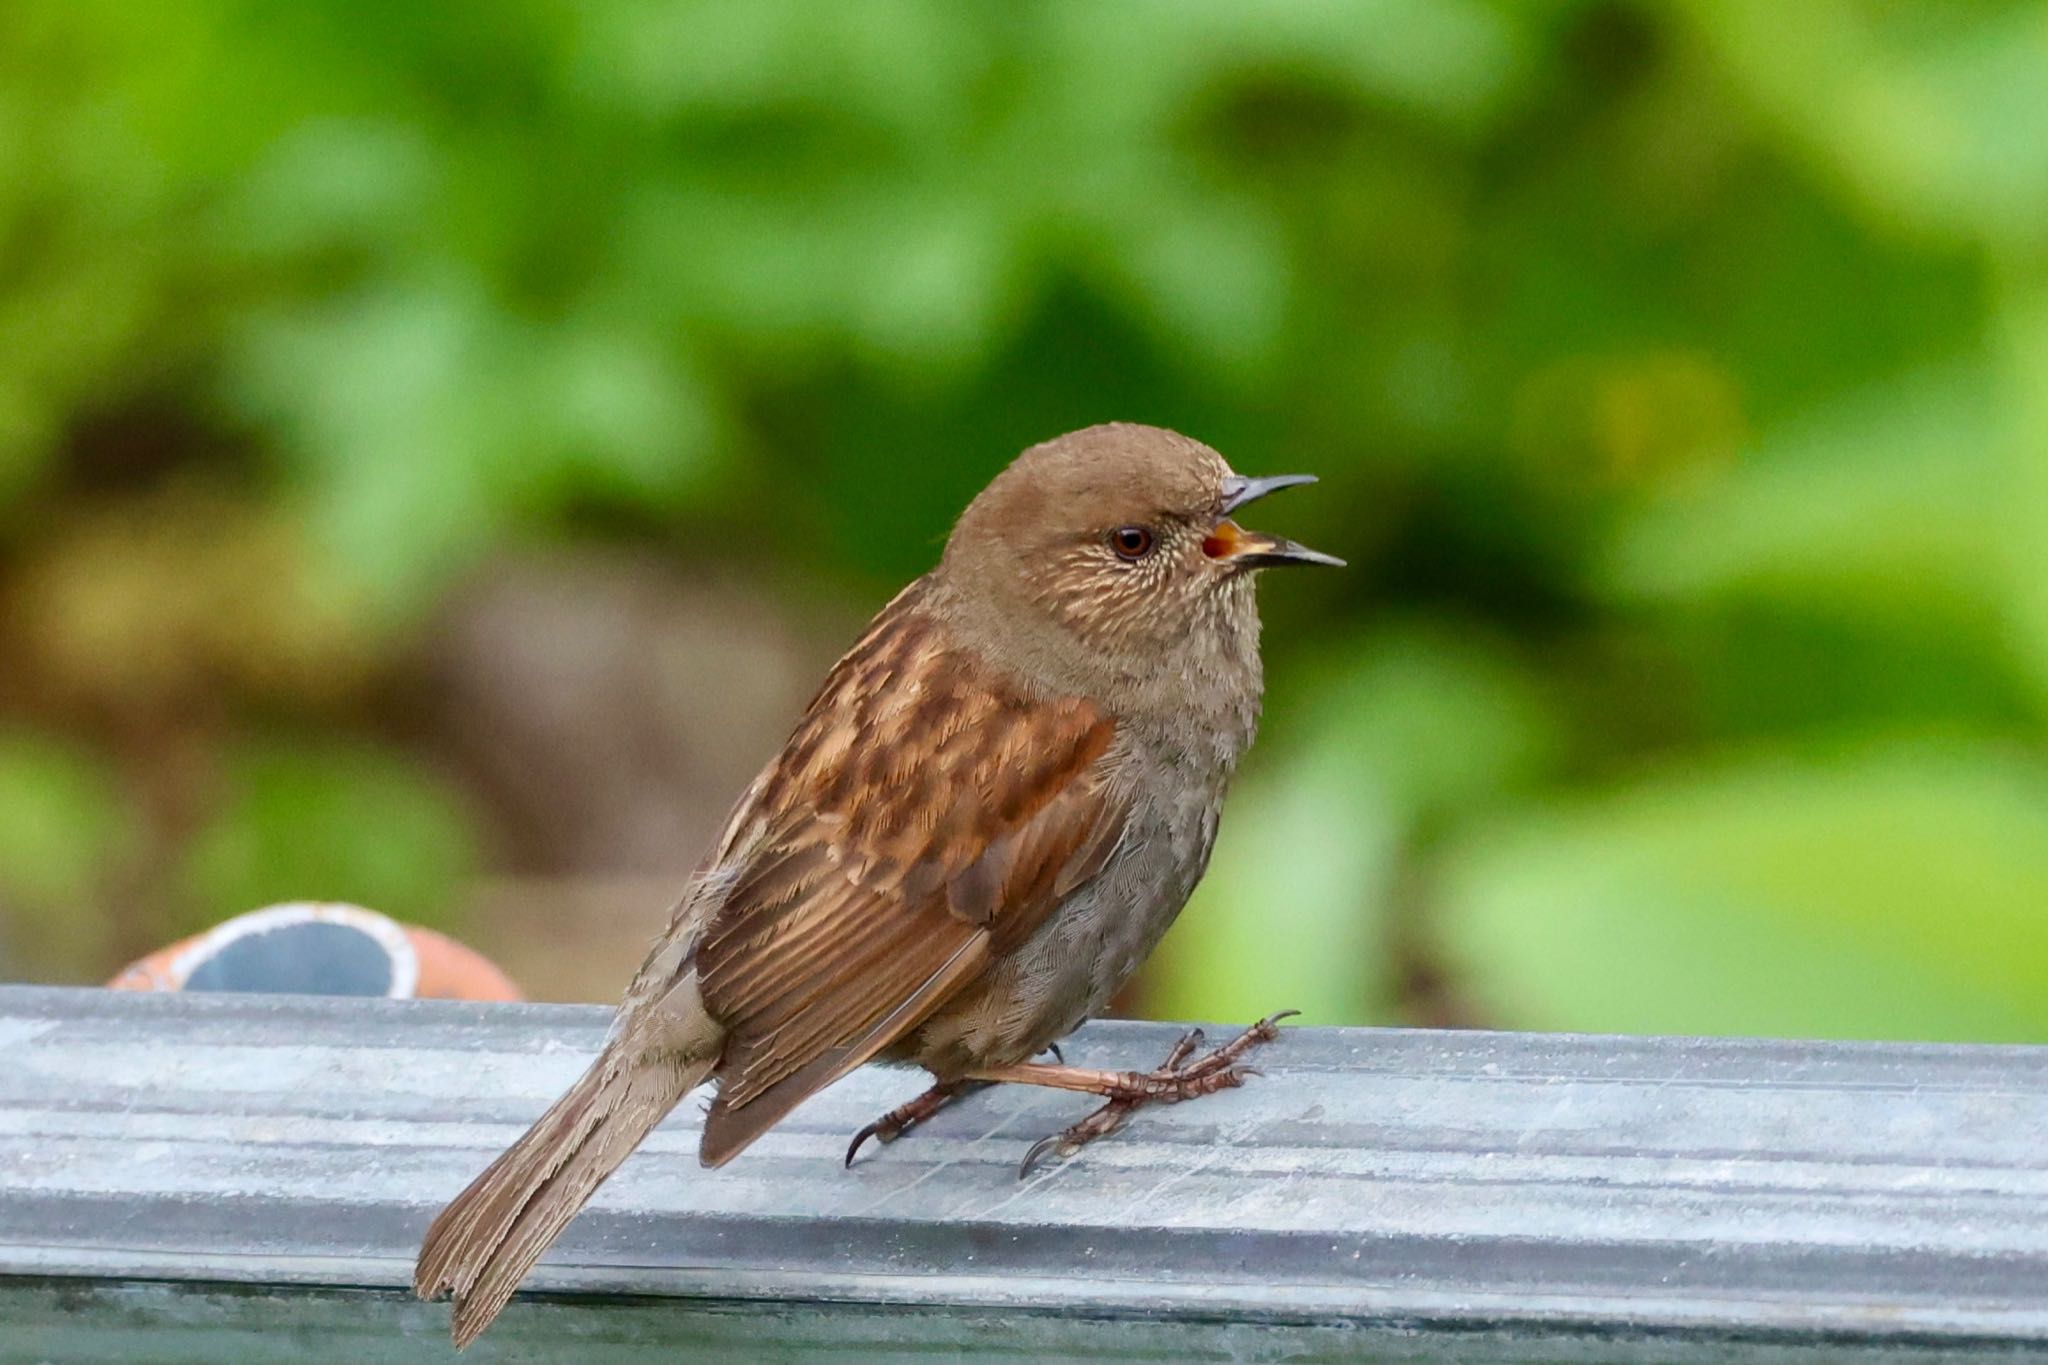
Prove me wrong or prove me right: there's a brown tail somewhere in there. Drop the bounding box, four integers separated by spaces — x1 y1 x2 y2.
414 1045 716 1348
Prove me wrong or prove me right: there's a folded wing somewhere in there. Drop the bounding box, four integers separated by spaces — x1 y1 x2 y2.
691 584 1128 1165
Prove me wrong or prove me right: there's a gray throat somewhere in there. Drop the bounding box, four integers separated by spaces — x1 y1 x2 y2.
931 570 1266 771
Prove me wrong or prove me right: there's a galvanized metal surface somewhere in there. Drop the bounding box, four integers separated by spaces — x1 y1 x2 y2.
3 985 2047 1363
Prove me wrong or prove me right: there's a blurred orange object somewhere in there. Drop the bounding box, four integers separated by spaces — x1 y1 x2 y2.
107 902 522 1001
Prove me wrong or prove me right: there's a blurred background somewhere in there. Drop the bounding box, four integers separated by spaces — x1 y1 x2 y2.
4 1 2048 1040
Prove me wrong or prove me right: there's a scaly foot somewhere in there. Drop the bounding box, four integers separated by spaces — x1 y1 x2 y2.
845 1080 989 1167
843 1041 1063 1168
1015 1010 1297 1177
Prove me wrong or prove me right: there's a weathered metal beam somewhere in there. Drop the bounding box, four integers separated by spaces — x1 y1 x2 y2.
4 984 2048 1363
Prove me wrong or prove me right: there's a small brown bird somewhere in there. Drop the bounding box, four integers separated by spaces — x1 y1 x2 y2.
414 422 1340 1346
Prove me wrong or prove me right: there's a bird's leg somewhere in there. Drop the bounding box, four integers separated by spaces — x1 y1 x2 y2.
968 1011 1298 1177
843 1040 1062 1168
844 1079 988 1167
842 1043 1058 1167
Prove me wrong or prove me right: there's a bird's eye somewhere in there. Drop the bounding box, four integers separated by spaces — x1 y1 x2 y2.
1109 525 1156 561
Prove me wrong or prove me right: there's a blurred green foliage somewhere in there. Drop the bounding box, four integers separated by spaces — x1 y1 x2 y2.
175 741 478 941
3 1 2048 1040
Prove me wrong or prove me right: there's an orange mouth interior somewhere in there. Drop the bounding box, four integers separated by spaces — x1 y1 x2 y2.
1202 520 1244 560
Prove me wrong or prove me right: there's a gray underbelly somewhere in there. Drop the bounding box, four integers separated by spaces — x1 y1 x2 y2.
906 792 1222 1077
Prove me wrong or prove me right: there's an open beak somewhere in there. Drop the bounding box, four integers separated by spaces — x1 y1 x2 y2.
1207 473 1345 569
1220 473 1318 513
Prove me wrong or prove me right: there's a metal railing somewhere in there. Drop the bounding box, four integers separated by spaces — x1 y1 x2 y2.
5 984 2047 1363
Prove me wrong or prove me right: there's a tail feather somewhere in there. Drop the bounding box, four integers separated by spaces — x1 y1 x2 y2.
415 1048 714 1349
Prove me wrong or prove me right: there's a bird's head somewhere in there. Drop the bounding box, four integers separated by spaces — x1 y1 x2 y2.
940 423 1340 680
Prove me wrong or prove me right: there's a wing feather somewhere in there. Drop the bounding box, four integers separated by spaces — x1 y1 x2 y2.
688 580 1126 1164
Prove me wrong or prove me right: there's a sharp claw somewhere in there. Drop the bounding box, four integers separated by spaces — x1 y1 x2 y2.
1045 1043 1064 1064
845 1123 885 1168
1018 1133 1063 1179
1265 1009 1301 1028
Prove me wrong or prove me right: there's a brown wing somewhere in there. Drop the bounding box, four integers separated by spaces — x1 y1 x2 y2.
691 581 1128 1165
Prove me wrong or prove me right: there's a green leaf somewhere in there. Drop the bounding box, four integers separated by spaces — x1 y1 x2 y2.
1604 362 2002 616
0 729 134 979
232 279 720 619
1105 201 1291 375
1440 746 2048 1042
176 739 480 937
1684 0 2048 245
